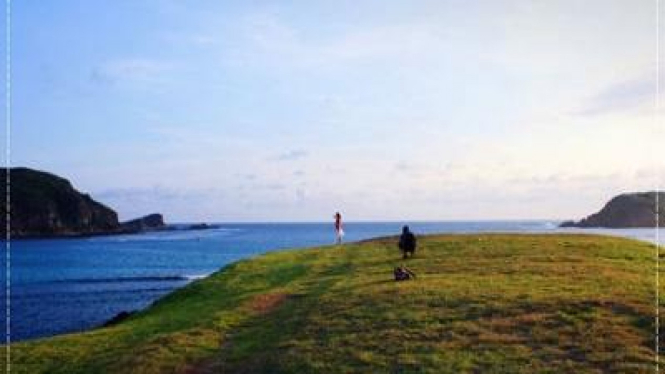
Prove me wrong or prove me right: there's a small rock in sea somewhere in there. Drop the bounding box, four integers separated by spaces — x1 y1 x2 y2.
559 220 576 228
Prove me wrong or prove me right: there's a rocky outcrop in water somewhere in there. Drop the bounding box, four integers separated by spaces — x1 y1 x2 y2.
184 223 220 230
560 192 665 228
121 213 166 232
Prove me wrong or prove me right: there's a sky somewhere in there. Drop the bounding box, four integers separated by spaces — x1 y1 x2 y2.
4 0 664 222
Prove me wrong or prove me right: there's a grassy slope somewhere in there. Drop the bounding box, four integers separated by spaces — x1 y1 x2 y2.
3 234 662 373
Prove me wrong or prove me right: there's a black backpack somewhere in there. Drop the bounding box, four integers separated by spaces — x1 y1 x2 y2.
394 266 416 281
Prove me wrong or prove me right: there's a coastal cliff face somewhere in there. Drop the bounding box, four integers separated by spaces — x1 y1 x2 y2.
1 167 179 238
1 168 120 237
561 192 665 228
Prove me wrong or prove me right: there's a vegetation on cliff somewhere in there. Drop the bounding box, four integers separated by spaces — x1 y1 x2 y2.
0 168 119 237
0 168 166 238
561 192 664 228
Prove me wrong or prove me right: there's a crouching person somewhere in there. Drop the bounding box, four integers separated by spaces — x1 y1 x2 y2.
398 225 417 259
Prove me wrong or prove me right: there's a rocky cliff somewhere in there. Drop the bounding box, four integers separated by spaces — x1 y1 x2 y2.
1 168 120 237
1 168 168 238
560 192 665 228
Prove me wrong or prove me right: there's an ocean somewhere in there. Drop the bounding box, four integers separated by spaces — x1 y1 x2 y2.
1 221 662 342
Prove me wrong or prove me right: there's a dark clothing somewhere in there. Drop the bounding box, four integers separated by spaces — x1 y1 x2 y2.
394 266 416 281
399 230 417 258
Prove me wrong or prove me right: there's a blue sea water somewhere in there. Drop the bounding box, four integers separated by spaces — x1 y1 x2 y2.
0 221 662 342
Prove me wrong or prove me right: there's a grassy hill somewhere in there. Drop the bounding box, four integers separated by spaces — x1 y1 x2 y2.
3 234 662 373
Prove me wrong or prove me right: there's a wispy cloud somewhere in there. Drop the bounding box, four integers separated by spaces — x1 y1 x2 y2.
295 187 306 202
271 149 309 161
236 173 257 181
91 58 174 87
574 76 654 116
262 183 286 191
227 13 450 70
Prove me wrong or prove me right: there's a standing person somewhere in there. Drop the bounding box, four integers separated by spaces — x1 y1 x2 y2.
334 212 344 244
398 225 417 259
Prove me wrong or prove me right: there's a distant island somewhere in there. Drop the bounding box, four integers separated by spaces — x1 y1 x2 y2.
560 191 664 228
0 167 216 238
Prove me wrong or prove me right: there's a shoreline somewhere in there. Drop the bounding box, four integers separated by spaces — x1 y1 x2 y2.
3 223 224 241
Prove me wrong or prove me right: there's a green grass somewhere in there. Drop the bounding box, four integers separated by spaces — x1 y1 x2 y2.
2 234 662 373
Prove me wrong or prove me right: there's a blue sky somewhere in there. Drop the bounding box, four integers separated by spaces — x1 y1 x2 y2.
6 1 664 221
